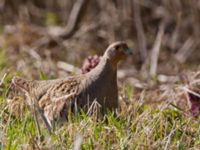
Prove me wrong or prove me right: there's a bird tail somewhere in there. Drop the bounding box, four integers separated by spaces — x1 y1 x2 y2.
12 76 31 93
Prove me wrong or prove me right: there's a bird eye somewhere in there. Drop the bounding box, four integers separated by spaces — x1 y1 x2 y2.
115 45 120 50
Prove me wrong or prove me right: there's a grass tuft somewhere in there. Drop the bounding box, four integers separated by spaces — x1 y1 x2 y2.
0 71 200 149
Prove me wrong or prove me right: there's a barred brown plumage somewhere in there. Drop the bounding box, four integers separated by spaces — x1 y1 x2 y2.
12 41 132 129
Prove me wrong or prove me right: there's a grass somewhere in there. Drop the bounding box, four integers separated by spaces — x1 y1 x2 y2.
0 61 200 149
0 82 200 150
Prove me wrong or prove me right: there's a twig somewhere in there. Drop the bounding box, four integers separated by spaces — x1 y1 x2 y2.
163 124 176 150
181 86 200 98
57 61 81 74
86 100 101 116
60 0 90 39
34 0 90 49
150 21 165 76
0 73 7 87
175 37 196 63
133 0 147 62
157 74 180 83
169 103 185 112
169 12 181 50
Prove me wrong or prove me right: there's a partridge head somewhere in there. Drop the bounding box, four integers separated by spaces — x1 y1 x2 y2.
12 41 132 127
104 41 132 68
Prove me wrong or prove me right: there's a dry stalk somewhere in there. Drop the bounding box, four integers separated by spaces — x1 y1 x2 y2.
175 37 196 63
33 0 90 49
150 21 165 76
133 0 147 62
0 73 7 87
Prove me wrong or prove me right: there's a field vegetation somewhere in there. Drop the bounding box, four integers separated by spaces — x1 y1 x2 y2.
0 0 200 149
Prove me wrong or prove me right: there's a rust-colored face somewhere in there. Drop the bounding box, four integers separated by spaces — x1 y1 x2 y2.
106 41 132 68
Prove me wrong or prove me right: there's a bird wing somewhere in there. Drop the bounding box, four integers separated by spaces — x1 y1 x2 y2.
12 76 83 131
38 76 82 125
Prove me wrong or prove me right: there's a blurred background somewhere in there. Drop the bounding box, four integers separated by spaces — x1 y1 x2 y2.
0 0 200 82
2 1 200 149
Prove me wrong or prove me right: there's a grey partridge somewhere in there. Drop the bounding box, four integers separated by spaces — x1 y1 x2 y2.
12 41 132 127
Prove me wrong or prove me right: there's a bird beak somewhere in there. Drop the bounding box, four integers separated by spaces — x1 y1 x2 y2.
124 48 133 55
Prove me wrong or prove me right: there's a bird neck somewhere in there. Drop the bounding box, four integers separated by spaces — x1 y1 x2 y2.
103 52 120 70
86 56 117 82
